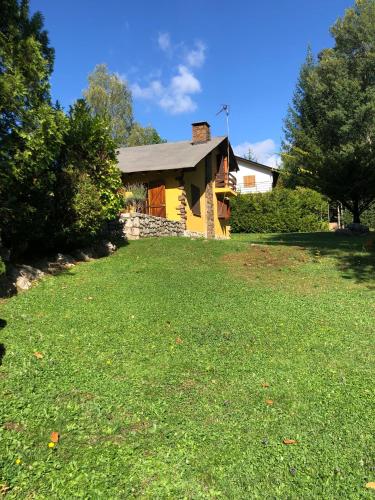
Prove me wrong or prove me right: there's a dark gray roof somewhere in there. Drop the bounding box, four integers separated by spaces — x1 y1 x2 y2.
117 136 226 173
235 155 277 172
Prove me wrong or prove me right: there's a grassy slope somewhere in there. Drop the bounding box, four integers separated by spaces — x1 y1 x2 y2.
0 234 374 498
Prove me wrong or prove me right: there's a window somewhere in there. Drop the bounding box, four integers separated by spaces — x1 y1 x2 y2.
243 175 256 188
191 184 201 216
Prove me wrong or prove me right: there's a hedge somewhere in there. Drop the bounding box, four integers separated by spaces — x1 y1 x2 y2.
230 187 328 233
343 202 375 229
361 204 375 229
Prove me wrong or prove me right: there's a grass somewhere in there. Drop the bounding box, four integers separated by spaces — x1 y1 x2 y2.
0 232 374 498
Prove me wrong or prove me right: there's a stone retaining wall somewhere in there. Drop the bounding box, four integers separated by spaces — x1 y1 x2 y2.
119 213 185 240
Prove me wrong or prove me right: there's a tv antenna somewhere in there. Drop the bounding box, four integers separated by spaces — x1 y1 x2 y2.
216 104 231 172
216 104 230 139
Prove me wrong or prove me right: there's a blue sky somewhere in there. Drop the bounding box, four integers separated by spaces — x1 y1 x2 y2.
31 0 353 166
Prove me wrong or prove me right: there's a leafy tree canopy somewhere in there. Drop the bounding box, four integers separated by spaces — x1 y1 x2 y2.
127 122 166 147
83 64 133 146
282 0 375 223
84 64 165 147
59 99 122 220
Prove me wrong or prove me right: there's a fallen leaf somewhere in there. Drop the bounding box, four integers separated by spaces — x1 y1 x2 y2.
175 337 183 344
266 399 274 406
50 431 59 443
366 482 375 489
261 382 270 388
33 352 43 359
0 484 10 494
283 439 297 445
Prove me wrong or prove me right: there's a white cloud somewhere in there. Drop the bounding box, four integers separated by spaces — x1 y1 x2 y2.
132 80 163 100
234 139 280 168
131 34 206 114
158 32 171 52
185 41 206 68
131 65 201 114
171 65 201 94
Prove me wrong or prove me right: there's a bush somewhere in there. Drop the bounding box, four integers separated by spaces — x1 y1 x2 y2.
361 204 375 229
230 187 328 233
122 183 147 212
0 257 4 276
343 202 375 229
54 168 105 248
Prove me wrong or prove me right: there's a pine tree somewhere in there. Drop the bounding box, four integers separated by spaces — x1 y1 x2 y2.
0 0 67 251
283 1 375 223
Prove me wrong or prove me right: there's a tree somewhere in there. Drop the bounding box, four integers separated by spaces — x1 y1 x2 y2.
54 99 123 246
282 1 375 223
127 122 166 146
244 148 258 162
84 64 133 146
84 64 165 147
0 0 67 252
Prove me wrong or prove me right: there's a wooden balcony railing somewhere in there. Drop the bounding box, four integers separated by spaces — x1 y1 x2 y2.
215 172 237 191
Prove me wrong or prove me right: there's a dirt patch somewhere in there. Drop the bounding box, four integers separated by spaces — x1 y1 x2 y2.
180 378 198 391
3 422 24 432
224 244 310 272
56 389 96 403
125 420 151 433
88 420 151 446
222 244 331 293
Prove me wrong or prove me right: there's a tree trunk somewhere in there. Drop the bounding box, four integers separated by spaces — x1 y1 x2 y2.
352 200 361 223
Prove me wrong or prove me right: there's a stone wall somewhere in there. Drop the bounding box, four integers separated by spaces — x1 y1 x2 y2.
119 213 185 240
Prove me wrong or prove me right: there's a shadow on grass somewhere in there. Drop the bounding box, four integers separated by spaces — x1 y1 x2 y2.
0 319 6 366
248 232 375 285
0 238 129 299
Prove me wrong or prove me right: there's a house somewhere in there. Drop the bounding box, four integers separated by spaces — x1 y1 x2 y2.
235 156 279 193
117 122 238 239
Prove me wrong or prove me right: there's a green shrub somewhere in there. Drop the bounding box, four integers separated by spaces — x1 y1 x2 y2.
343 202 375 229
54 167 105 248
122 183 147 212
230 187 328 233
362 204 375 229
0 257 5 276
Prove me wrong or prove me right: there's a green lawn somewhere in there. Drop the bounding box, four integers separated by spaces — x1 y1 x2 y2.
0 233 374 498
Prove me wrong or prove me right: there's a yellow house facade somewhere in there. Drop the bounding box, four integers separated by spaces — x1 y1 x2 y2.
117 122 238 239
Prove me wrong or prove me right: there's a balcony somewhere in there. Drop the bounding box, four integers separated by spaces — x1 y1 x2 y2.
215 172 237 195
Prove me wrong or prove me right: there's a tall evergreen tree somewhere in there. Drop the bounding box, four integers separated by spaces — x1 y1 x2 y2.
283 1 375 223
0 0 67 252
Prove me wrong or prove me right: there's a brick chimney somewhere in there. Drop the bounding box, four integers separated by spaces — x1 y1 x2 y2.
192 121 211 144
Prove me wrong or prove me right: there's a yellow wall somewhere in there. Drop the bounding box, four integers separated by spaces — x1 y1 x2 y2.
183 159 207 234
123 171 181 221
122 150 233 238
165 176 180 221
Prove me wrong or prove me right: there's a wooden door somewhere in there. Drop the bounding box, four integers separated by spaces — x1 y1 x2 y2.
148 181 166 218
